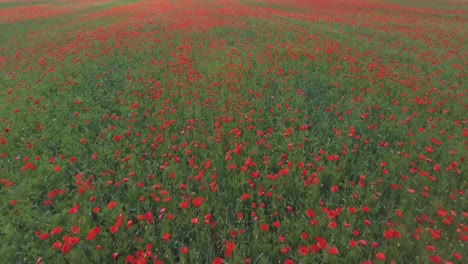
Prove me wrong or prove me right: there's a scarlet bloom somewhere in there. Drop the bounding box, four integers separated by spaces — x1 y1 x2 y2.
68 237 80 245
52 241 61 250
225 241 235 257
230 230 237 238
39 233 50 240
328 247 339 255
50 227 62 235
260 223 269 231
162 233 171 243
107 201 117 209
426 245 436 252
317 238 327 250
240 194 251 200
363 219 371 226
375 252 386 261
192 197 205 208
331 185 338 193
310 244 319 253
429 255 442 264
395 210 403 218
306 209 315 218
204 159 211 169
61 243 71 254
180 246 188 254
180 200 189 209
109 225 119 234
212 257 223 264
126 220 133 229
226 241 235 252
71 226 79 234
383 228 401 239
86 227 100 241
68 204 79 214
298 245 310 256
361 206 370 213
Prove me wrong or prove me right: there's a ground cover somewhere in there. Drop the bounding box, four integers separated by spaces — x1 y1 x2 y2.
0 0 466 263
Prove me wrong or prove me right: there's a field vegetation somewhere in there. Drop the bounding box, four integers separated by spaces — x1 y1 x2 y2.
0 0 466 263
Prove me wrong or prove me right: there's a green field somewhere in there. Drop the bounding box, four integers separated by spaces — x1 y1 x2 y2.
0 0 466 263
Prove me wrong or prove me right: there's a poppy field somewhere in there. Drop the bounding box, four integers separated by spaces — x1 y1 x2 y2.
0 0 466 263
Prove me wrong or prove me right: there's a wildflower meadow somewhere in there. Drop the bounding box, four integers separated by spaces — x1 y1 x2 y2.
0 0 466 263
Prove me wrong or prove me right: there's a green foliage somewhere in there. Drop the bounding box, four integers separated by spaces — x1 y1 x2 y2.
0 0 466 263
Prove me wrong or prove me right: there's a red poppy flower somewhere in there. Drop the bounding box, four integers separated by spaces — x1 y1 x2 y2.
192 197 205 208
50 227 62 235
212 257 223 264
375 252 386 261
61 243 71 254
328 247 339 255
260 223 269 231
180 246 188 255
317 238 327 250
109 225 119 234
298 245 309 256
162 233 171 243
